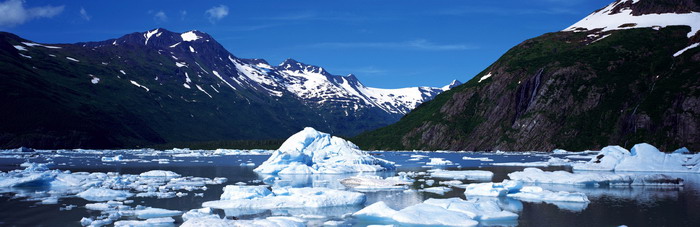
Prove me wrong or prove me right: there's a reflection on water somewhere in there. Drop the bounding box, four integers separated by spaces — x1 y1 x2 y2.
0 150 699 226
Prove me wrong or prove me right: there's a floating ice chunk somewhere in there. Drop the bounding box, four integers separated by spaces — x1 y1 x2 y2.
392 203 478 226
181 216 306 227
101 155 123 162
574 143 699 173
463 181 589 211
492 157 572 167
425 158 454 166
429 169 494 181
463 182 509 197
77 188 133 201
340 176 410 191
352 201 397 220
220 185 271 200
182 208 219 222
462 156 494 162
572 145 630 171
423 198 518 221
134 207 182 219
422 186 452 195
614 143 691 172
202 187 365 210
139 170 181 178
508 168 683 186
254 127 395 174
113 217 175 227
508 186 589 203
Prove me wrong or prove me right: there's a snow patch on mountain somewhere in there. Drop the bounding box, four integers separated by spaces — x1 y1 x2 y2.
181 31 202 42
565 0 700 38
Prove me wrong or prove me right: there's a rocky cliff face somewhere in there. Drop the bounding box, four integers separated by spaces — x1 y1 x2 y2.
353 0 700 152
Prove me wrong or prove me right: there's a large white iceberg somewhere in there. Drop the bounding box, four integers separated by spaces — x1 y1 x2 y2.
573 143 700 173
254 127 395 174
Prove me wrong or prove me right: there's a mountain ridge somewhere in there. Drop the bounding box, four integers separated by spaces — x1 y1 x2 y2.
0 28 455 149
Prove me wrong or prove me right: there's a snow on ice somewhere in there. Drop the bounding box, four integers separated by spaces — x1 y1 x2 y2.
254 127 395 174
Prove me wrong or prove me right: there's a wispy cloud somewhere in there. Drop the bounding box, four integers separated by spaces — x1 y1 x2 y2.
306 39 477 51
436 7 579 16
153 10 167 23
79 7 90 21
206 5 229 23
344 66 387 75
0 0 64 27
180 10 187 21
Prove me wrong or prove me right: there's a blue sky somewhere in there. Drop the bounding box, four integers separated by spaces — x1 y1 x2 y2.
0 0 612 88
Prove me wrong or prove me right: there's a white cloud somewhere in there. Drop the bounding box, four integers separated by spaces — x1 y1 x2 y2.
153 10 167 23
80 7 90 21
206 5 229 23
307 39 476 51
0 0 64 27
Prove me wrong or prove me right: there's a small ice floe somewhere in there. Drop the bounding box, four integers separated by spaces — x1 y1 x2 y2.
508 168 683 186
429 169 494 181
354 198 517 226
101 155 123 162
421 186 453 195
340 175 411 191
139 170 181 178
0 163 226 204
463 180 590 212
81 201 180 226
113 217 175 227
425 158 454 166
77 188 134 201
181 216 305 227
491 157 572 167
462 156 494 162
254 127 395 174
574 143 700 173
202 186 366 210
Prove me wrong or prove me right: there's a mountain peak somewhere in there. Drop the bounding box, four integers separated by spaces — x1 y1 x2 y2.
278 58 328 74
441 79 463 91
564 0 700 38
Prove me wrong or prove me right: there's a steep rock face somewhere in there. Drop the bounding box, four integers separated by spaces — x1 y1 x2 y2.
0 29 451 148
353 0 700 152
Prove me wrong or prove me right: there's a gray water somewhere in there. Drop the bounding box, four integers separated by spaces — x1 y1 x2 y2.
0 150 699 226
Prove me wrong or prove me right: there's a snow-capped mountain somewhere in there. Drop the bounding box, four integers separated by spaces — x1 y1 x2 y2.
0 28 457 148
354 0 700 152
93 28 452 116
565 0 700 38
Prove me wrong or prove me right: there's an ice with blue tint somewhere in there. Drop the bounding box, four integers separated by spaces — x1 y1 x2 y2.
254 127 395 174
574 143 700 173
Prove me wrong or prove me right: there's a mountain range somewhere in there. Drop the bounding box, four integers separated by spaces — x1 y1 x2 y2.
353 0 700 152
0 29 458 148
